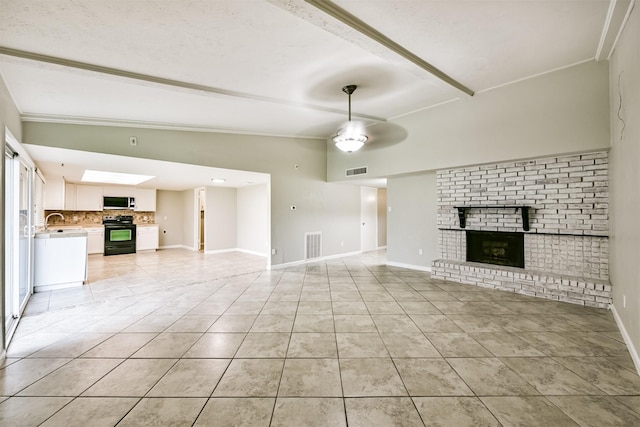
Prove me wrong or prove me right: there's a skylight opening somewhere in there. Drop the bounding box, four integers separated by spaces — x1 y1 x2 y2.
81 170 155 185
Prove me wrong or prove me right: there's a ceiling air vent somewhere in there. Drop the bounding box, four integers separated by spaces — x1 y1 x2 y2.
345 166 368 177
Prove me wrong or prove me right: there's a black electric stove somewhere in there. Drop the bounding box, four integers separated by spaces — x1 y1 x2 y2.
103 215 136 256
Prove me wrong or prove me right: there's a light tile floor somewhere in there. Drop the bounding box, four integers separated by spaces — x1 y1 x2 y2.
2 249 640 426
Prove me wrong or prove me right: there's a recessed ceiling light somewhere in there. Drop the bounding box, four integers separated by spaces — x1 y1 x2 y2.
81 170 155 185
211 178 226 184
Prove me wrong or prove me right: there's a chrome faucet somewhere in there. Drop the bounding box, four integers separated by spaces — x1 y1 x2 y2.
45 212 65 230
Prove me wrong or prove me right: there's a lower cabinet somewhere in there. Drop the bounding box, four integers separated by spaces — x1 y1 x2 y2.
137 225 159 251
85 226 104 255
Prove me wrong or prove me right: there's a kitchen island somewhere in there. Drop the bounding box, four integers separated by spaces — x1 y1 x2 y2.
34 229 88 292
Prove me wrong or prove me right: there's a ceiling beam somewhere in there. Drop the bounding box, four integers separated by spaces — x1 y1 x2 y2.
305 0 474 97
596 0 634 61
0 46 386 123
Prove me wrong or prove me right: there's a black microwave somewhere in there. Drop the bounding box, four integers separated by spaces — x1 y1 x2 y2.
103 196 135 210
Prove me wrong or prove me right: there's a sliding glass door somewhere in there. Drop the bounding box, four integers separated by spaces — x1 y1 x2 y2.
4 134 34 344
17 156 32 311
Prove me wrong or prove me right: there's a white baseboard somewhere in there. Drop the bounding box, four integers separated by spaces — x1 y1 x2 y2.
159 244 195 251
236 248 268 257
35 281 83 292
386 261 432 272
270 250 363 270
204 248 237 255
323 250 363 261
611 304 640 375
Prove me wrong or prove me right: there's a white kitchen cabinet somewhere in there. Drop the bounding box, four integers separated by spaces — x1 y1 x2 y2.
44 176 65 210
85 226 105 254
102 185 133 197
137 224 159 251
135 188 157 212
76 185 103 211
65 183 77 210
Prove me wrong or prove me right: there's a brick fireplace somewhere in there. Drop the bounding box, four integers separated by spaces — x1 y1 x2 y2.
431 151 611 308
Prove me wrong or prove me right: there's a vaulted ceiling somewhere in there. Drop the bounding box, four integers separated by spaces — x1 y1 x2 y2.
0 0 630 141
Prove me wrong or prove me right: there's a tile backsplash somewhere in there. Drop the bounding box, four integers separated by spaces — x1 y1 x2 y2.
45 210 156 226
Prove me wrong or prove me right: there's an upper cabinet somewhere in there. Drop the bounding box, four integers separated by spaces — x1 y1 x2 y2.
135 188 156 212
102 185 129 197
45 180 156 212
65 183 77 210
43 177 65 210
76 185 103 211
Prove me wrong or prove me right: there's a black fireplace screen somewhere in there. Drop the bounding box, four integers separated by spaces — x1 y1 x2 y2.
466 230 524 268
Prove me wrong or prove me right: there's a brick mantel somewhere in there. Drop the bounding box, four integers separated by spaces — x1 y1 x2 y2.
436 151 608 235
431 151 611 308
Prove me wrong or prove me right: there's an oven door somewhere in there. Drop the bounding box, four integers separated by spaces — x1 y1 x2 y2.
104 224 137 255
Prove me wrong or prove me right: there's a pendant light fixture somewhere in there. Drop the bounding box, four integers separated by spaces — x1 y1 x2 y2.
333 84 367 153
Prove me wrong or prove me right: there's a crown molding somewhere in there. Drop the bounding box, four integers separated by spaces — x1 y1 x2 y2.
596 0 635 61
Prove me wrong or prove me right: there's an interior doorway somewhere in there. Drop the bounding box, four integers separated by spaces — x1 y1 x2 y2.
198 188 205 251
360 187 378 252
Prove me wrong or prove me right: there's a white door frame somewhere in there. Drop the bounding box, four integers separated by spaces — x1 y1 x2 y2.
360 186 378 252
193 187 205 251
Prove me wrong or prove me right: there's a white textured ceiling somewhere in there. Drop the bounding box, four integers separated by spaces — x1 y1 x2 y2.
0 0 627 187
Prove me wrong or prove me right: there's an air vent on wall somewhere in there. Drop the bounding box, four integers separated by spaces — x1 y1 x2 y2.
305 232 322 260
346 166 368 177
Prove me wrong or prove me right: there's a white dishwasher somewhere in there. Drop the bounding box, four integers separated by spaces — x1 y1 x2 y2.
34 229 88 292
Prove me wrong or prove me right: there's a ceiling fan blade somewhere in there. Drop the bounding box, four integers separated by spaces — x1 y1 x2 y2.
362 122 408 150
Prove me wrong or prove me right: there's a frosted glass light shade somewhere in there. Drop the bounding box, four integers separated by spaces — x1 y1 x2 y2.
333 121 367 153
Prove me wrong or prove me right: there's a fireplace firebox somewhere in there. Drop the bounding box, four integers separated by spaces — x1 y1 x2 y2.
466 230 524 268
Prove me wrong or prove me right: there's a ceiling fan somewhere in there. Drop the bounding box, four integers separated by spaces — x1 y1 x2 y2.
332 85 368 153
332 84 407 153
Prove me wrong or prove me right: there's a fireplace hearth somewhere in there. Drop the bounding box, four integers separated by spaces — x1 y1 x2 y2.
466 230 524 268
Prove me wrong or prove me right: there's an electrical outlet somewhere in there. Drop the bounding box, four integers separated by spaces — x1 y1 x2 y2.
623 295 626 308
419 249 423 255
271 248 277 255
129 136 137 146
388 206 392 212
341 241 344 247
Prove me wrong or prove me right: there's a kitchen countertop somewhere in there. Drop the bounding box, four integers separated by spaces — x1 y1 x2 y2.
36 229 88 239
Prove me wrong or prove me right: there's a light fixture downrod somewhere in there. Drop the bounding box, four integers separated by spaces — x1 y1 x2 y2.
333 84 367 153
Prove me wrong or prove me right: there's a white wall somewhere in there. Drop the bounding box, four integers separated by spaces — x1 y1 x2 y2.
156 190 184 248
328 60 610 181
205 186 237 252
609 3 640 371
387 172 438 270
237 184 269 256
